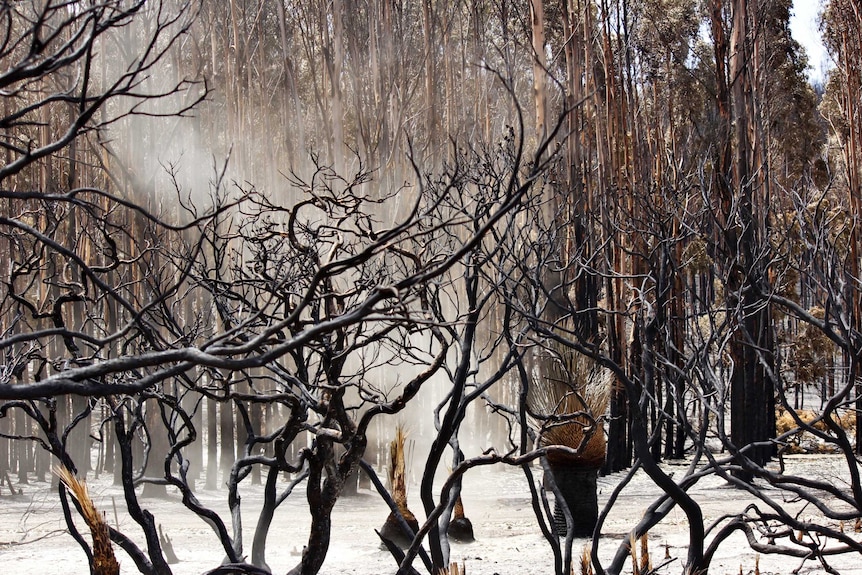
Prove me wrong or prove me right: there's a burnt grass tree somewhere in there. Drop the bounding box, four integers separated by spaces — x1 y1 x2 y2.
378 425 420 550
527 343 609 540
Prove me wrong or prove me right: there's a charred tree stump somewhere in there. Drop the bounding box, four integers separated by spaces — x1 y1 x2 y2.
379 506 421 549
447 495 474 543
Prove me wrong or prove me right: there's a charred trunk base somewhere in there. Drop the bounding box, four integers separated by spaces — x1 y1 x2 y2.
549 465 598 538
378 510 420 549
447 516 474 543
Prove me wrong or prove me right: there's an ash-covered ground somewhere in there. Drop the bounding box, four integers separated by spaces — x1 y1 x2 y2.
1 454 860 574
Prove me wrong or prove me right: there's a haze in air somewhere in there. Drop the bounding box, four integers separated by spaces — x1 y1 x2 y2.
1 2 861 575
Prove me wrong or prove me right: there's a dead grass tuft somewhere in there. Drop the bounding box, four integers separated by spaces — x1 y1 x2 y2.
775 408 856 453
389 424 410 510
579 545 593 575
437 562 465 575
640 533 651 575
776 408 855 434
628 532 652 575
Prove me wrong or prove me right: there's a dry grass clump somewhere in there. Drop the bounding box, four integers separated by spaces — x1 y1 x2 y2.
528 345 609 468
777 409 809 433
579 545 593 575
437 562 465 575
54 466 120 575
776 408 856 433
775 408 856 453
578 535 666 575
629 533 652 575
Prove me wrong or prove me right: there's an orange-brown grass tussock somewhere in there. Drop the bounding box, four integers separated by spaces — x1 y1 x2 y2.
54 466 119 575
775 408 856 453
775 408 856 434
528 346 609 468
579 545 594 575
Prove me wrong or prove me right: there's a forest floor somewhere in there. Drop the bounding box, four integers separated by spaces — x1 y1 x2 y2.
1 453 860 575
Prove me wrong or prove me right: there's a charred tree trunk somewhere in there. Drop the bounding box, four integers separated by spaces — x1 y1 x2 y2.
205 395 218 490
548 464 599 538
604 381 631 474
141 399 168 498
219 398 235 487
288 427 366 575
727 0 775 481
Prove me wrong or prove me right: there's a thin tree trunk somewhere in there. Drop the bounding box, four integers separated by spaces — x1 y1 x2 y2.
219 397 235 487
206 395 218 490
531 0 547 140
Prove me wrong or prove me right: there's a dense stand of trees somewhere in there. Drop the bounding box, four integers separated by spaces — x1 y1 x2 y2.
1 1 862 575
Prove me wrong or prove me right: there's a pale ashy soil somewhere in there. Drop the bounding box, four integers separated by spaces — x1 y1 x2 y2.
1 455 861 574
